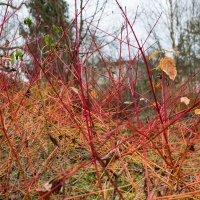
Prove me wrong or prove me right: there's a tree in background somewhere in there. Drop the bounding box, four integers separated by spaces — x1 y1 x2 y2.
140 0 200 89
177 12 200 71
23 0 113 84
21 0 74 82
140 0 200 66
28 0 69 29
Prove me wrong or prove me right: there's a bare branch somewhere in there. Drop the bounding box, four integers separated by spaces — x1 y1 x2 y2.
0 2 27 9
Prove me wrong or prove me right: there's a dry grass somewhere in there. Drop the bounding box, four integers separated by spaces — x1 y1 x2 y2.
0 77 199 200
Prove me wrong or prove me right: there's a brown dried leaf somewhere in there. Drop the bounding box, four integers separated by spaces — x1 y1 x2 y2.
164 49 180 54
157 57 177 81
49 178 63 194
5 40 9 47
50 135 59 146
37 182 52 192
149 51 162 60
173 49 180 54
70 87 79 94
37 182 52 200
124 101 133 105
155 82 162 89
43 25 49 30
180 97 190 105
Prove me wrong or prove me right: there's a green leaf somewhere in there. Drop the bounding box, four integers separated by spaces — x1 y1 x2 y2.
44 34 50 46
50 42 57 49
24 17 32 28
15 50 23 61
53 25 61 33
10 53 14 64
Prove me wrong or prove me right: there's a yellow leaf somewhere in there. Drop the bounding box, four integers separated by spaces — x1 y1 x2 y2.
194 109 200 115
155 82 162 89
153 102 156 107
180 97 190 105
149 51 162 60
157 57 177 81
91 89 98 99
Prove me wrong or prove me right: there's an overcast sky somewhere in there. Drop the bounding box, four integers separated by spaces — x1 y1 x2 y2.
9 0 171 59
66 0 159 59
67 0 145 35
66 0 172 53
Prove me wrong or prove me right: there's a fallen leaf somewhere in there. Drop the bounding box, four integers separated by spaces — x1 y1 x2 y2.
37 182 52 192
156 57 177 81
124 101 133 105
70 87 79 94
49 177 64 194
194 109 200 115
180 97 190 105
139 98 148 103
50 135 59 146
36 181 52 200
